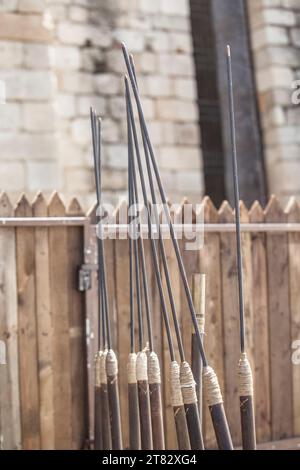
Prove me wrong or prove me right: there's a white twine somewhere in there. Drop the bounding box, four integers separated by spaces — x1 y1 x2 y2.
238 352 254 396
106 349 118 377
100 349 108 384
136 351 148 381
94 351 102 387
148 351 161 384
127 352 137 384
203 366 223 406
170 361 183 407
180 361 197 405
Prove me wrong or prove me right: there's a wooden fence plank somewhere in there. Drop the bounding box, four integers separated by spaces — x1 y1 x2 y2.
67 198 87 449
219 201 240 446
15 195 40 449
0 193 21 450
249 201 271 443
161 236 180 450
286 197 300 436
265 196 292 440
239 202 255 377
199 197 224 449
32 192 55 450
115 202 130 449
48 193 72 449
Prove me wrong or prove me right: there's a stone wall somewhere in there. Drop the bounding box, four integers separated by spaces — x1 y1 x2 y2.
248 0 300 202
0 0 203 207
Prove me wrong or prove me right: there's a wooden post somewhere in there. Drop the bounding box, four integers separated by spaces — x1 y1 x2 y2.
192 274 206 422
0 193 21 450
15 195 40 450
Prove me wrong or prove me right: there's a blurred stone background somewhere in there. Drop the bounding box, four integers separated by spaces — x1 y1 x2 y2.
0 0 299 208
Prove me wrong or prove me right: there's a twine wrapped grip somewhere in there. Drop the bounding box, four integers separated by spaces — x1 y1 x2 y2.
148 351 161 385
136 351 148 381
127 352 137 384
203 366 223 407
106 349 118 377
238 352 253 397
170 361 183 407
180 361 197 405
100 349 108 384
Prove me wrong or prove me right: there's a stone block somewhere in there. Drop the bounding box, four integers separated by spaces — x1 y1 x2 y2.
54 93 76 118
57 22 111 48
65 167 94 192
256 66 294 92
0 70 55 100
77 95 106 116
0 41 23 67
173 77 197 100
27 160 58 191
158 53 194 77
69 5 89 22
58 71 93 93
18 0 44 12
113 29 145 52
0 13 53 42
156 98 198 122
251 26 289 50
160 0 189 17
24 43 54 68
54 45 81 69
22 102 55 132
0 103 21 131
71 118 90 146
94 73 121 95
0 132 57 159
105 144 127 169
158 146 201 170
0 161 24 191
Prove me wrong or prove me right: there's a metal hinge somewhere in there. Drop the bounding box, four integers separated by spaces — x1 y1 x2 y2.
78 264 98 292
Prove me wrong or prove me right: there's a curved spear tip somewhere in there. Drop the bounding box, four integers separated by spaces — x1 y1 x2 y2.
227 44 231 56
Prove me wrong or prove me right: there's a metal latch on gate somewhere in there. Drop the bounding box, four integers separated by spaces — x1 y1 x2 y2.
78 263 98 291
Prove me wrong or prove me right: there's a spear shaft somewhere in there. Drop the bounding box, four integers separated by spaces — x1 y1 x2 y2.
226 45 256 450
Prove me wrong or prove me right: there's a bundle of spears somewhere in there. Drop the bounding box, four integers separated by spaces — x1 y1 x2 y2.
91 44 256 451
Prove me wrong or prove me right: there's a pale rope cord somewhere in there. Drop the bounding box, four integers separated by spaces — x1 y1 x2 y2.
94 351 102 387
203 366 223 406
148 351 161 384
170 361 183 407
197 274 206 334
100 349 108 384
127 352 137 384
136 351 148 381
180 361 197 405
238 352 254 397
106 349 118 377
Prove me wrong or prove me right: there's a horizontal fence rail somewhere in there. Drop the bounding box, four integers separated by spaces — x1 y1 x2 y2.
1 193 300 449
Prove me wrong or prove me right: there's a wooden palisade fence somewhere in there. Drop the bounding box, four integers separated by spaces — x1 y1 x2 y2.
0 192 300 449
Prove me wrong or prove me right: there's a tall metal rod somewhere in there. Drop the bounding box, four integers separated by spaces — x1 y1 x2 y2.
122 43 207 368
90 109 109 450
127 110 141 449
125 77 175 362
128 58 204 450
226 45 256 450
123 46 233 450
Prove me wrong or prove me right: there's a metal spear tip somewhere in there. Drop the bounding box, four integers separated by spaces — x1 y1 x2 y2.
227 44 231 57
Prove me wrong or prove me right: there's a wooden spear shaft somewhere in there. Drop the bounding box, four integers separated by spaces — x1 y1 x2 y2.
226 45 256 450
